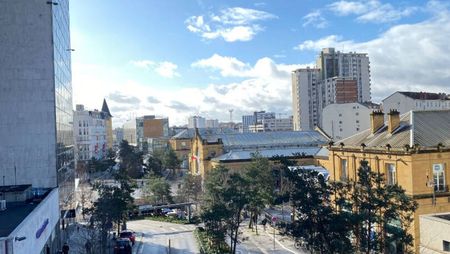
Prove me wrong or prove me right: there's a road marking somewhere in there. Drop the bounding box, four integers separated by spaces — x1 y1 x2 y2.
263 230 298 254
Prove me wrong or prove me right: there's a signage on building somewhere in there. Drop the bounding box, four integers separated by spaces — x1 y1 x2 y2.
35 218 49 239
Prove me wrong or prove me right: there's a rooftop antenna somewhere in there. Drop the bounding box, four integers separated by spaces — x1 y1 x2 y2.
229 109 234 123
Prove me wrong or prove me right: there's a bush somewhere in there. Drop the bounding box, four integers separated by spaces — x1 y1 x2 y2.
194 228 230 254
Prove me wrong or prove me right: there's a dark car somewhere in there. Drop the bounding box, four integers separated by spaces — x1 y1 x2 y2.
119 230 136 245
114 238 132 254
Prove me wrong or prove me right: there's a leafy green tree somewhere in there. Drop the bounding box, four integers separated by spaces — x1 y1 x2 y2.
119 140 143 178
243 154 274 234
144 175 173 204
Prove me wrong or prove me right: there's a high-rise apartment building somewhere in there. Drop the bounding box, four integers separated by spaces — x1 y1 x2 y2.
188 115 206 128
206 119 219 128
292 68 321 131
0 0 74 252
292 48 371 131
317 48 371 102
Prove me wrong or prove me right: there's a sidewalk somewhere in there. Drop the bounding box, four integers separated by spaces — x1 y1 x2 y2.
67 223 115 254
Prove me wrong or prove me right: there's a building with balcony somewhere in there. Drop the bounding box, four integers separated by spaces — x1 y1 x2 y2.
319 109 450 252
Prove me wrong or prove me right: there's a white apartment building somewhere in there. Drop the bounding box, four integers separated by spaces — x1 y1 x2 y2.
292 48 372 131
248 116 293 132
188 115 206 128
322 102 379 140
241 111 276 132
292 67 321 131
74 105 108 161
382 91 450 115
317 48 371 102
123 118 137 146
206 119 219 128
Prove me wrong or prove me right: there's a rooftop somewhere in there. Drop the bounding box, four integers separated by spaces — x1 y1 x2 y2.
398 91 449 100
212 147 323 162
0 201 39 237
171 128 236 140
203 131 329 150
336 110 450 148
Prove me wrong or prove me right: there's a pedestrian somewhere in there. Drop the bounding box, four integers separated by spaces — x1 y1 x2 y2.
77 225 80 232
262 218 267 231
62 242 69 254
45 244 50 254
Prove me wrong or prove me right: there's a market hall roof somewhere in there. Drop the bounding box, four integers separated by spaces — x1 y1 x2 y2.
202 131 329 150
336 110 450 148
171 128 236 140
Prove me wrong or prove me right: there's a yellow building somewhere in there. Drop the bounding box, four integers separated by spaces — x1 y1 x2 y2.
189 129 330 178
320 110 450 252
101 99 113 149
169 128 236 170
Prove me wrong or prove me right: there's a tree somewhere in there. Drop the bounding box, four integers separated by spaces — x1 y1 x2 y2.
177 173 202 203
201 166 230 251
143 175 173 205
152 146 181 178
350 160 417 253
119 140 143 178
243 154 274 234
200 166 249 254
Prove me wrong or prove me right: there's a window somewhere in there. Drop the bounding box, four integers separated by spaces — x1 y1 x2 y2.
433 164 446 192
443 240 450 252
341 159 348 181
386 163 396 185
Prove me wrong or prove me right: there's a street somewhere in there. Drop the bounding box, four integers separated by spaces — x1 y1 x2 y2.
127 220 199 254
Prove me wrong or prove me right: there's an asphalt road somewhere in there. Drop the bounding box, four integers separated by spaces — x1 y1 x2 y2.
127 220 198 254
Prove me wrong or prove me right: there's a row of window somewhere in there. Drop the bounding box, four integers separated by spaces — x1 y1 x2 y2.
340 159 447 191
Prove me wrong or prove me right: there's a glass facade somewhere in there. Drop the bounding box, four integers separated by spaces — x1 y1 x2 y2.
52 0 75 211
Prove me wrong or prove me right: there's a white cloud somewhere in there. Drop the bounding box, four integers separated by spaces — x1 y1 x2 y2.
130 60 179 78
154 61 180 78
192 54 311 80
328 0 417 23
302 10 328 28
185 7 277 42
294 11 450 101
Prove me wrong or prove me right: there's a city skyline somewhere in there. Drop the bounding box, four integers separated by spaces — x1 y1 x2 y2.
70 0 450 127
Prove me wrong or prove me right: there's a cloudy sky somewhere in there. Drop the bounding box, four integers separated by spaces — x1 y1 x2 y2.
70 0 450 127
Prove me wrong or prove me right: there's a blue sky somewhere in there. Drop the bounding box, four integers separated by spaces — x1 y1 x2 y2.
70 0 450 126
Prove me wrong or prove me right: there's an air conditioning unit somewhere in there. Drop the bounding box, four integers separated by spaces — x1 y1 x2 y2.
0 200 6 211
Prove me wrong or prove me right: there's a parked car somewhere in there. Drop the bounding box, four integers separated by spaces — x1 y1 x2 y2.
119 230 136 245
114 238 132 254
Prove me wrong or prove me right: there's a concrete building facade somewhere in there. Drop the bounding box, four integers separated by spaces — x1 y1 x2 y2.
322 102 379 140
0 0 74 252
317 47 371 102
420 213 450 253
248 116 293 132
382 91 450 115
291 68 321 131
205 119 219 128
73 105 108 161
123 118 137 146
188 116 206 128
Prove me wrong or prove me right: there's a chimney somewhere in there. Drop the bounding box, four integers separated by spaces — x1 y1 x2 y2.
387 109 400 134
370 110 384 134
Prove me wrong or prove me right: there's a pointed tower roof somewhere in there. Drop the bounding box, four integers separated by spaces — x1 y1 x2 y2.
101 99 112 117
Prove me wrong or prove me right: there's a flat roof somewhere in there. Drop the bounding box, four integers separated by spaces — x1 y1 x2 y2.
0 201 38 237
0 184 32 193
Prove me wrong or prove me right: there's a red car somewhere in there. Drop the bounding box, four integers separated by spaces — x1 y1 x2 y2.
119 230 136 245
